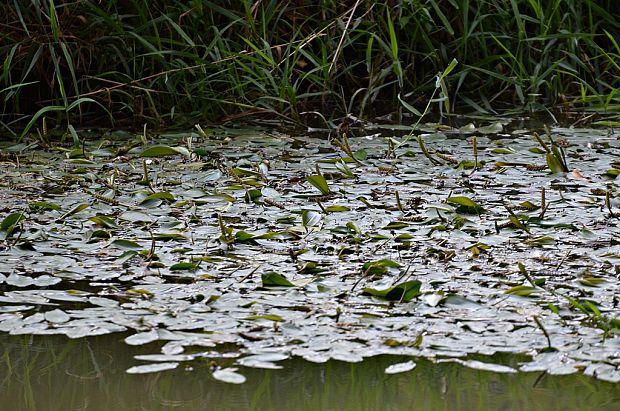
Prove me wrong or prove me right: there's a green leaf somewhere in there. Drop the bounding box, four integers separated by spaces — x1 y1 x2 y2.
302 210 321 229
526 236 555 246
383 221 411 229
261 271 295 287
1 212 25 230
152 233 186 241
509 214 529 232
57 203 89 222
306 175 331 195
603 169 619 179
110 239 143 250
89 215 118 229
362 259 401 271
140 145 191 158
398 92 423 116
491 147 516 154
244 314 284 322
353 149 368 161
235 231 256 242
505 285 542 297
29 201 62 212
546 152 565 174
324 205 350 213
140 191 175 207
170 262 199 271
519 201 539 211
363 280 422 302
446 196 484 214
115 250 138 264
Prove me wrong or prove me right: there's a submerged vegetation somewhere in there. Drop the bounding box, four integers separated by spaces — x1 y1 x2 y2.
2 0 620 137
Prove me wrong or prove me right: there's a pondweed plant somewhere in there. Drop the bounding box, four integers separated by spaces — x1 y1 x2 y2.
1 1 619 138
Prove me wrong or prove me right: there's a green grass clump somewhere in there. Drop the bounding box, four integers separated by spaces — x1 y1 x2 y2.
1 1 619 138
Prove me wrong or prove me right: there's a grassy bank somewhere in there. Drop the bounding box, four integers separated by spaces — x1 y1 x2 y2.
2 0 619 138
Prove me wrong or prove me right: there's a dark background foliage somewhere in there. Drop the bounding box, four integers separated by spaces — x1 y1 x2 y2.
1 0 619 136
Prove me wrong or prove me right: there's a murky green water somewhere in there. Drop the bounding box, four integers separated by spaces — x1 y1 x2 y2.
1 333 618 411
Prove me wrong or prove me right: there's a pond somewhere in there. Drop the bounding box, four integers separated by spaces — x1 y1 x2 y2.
2 333 619 411
0 120 620 400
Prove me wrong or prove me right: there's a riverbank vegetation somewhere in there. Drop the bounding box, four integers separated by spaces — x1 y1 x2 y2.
2 0 620 137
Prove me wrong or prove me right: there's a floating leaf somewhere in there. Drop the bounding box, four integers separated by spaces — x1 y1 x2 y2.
89 215 118 229
1 212 24 231
385 361 417 374
362 259 401 277
115 250 139 264
244 314 284 321
579 277 606 287
125 330 159 346
126 362 178 374
447 196 484 214
302 210 321 229
505 285 542 297
526 236 555 246
140 145 190 158
459 359 517 374
140 191 175 207
324 205 350 213
169 262 199 271
29 201 62 212
353 149 368 161
262 272 295 287
212 368 246 384
57 203 89 222
519 201 539 211
44 309 70 324
306 175 331 195
110 239 143 250
363 280 422 302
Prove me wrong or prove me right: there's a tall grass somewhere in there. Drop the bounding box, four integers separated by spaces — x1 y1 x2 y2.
1 0 619 138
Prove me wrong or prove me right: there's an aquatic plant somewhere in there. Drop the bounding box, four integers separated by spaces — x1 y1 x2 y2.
2 1 619 138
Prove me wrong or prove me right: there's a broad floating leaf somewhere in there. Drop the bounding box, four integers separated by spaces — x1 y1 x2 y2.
353 149 368 161
505 285 542 297
140 191 175 207
29 201 62 212
363 280 422 302
57 203 89 222
301 210 321 229
125 330 159 346
44 309 70 324
446 196 484 214
385 361 417 374
244 314 284 322
324 205 350 213
261 271 295 287
306 175 331 195
526 236 555 246
362 259 401 277
110 239 143 250
89 215 118 229
140 145 190 158
1 212 24 231
126 362 178 374
169 262 199 271
212 368 246 384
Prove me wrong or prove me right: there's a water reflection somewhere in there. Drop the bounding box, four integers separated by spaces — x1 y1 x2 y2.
1 333 618 411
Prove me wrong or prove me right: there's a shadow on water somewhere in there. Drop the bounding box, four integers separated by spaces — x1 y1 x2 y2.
1 333 618 411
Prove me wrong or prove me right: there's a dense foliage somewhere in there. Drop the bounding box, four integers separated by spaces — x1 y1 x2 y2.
2 0 619 136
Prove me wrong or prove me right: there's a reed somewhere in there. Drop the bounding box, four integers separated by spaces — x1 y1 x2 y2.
1 1 618 138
